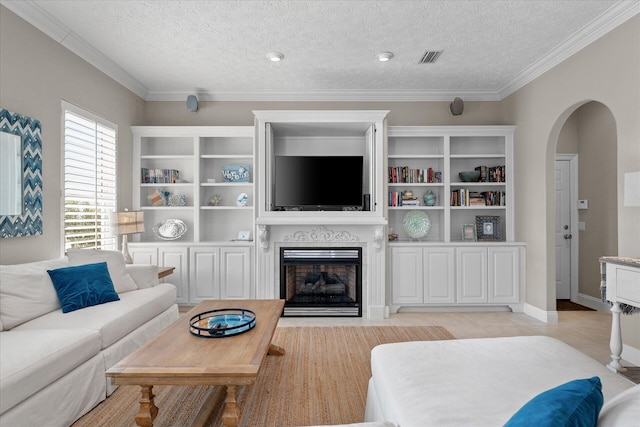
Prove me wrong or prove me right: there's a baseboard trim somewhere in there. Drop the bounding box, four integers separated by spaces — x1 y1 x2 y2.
524 303 558 323
575 293 610 312
622 343 640 367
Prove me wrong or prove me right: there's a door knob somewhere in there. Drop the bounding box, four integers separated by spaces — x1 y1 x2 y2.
564 234 572 239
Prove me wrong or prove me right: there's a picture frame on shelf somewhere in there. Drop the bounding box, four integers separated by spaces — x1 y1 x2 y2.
462 224 477 241
475 216 502 241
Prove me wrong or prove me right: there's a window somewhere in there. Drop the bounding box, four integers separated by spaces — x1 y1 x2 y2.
63 102 117 251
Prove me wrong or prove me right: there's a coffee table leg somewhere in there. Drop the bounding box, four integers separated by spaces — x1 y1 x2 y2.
222 385 240 427
135 385 158 427
268 343 285 356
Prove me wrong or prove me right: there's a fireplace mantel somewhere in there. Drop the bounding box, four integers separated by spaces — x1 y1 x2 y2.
255 223 388 319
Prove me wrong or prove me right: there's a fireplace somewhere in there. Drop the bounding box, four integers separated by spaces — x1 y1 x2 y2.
280 247 362 317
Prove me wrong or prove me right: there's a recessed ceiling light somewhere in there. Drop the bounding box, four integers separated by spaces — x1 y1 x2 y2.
266 51 284 62
377 52 394 62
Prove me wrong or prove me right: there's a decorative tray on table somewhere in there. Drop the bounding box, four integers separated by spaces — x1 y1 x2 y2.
189 308 256 338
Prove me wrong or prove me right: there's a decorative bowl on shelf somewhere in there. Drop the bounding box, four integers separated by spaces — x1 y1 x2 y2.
403 210 431 240
458 171 481 182
152 219 187 240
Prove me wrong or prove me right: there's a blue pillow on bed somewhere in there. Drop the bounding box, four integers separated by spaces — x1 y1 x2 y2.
47 262 120 313
504 377 603 427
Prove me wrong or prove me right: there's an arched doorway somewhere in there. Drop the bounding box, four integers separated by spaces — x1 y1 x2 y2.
550 101 618 310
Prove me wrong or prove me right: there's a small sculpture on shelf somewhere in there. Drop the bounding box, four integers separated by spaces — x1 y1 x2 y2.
208 194 222 206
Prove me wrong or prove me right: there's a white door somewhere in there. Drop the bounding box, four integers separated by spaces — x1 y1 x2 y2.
555 160 572 299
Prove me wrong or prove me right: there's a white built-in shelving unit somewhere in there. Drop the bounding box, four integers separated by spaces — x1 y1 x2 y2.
129 126 255 304
385 126 525 312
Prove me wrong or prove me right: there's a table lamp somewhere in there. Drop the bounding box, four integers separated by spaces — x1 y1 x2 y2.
109 209 144 263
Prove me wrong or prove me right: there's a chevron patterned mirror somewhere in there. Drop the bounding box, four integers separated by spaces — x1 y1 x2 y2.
0 109 43 238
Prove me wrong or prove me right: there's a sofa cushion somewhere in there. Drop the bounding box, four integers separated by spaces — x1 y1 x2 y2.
598 383 640 426
0 259 67 330
504 377 603 427
125 264 159 289
368 336 634 427
0 328 101 414
67 249 137 293
47 262 120 313
14 283 177 349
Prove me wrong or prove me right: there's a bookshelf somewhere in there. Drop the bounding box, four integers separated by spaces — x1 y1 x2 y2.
130 126 255 304
386 126 524 312
386 126 515 243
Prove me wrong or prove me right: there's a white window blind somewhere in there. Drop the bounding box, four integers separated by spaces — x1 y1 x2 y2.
63 105 118 251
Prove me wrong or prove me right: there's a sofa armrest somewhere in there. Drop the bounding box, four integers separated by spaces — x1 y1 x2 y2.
125 265 159 289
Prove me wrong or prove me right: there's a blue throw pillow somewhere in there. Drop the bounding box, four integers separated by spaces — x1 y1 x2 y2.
504 377 603 427
47 262 120 313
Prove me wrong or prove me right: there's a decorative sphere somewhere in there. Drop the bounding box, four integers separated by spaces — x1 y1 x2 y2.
403 210 431 239
423 190 436 206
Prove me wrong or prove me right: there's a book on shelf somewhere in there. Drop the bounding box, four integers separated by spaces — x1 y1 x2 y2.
474 165 506 182
141 168 180 184
450 189 506 206
388 166 442 184
388 191 422 207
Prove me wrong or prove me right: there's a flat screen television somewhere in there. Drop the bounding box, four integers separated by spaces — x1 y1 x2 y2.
274 156 364 210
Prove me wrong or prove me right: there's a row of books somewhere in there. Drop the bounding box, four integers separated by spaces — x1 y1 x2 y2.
389 192 421 207
141 168 180 184
475 165 506 182
389 167 442 184
451 190 506 206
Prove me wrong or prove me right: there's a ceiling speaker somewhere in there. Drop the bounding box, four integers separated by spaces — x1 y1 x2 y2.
450 97 464 116
186 95 199 112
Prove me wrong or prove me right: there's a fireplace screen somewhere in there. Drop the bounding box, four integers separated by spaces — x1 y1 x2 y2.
280 248 362 317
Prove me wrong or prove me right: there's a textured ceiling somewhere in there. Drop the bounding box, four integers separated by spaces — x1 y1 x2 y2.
4 0 638 101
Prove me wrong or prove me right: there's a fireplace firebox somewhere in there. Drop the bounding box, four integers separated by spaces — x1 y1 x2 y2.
280 247 362 317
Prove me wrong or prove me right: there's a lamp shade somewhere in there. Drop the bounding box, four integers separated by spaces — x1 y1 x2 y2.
109 210 145 235
624 172 640 207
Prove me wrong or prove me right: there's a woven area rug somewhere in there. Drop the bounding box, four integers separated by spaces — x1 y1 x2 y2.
73 325 454 427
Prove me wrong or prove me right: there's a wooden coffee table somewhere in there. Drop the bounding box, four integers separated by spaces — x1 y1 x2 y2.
106 299 285 427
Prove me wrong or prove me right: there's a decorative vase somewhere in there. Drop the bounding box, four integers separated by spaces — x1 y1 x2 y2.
423 190 436 206
403 210 431 240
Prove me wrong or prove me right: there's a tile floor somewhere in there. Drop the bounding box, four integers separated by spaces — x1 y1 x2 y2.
181 305 637 373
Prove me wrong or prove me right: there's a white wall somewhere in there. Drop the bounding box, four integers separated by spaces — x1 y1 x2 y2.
0 6 145 264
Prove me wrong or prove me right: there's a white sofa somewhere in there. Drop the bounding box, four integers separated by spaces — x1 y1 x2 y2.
0 250 180 427
365 336 639 427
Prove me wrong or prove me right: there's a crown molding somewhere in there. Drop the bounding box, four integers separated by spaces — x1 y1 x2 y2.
145 89 501 102
3 0 637 103
498 1 640 99
1 0 149 100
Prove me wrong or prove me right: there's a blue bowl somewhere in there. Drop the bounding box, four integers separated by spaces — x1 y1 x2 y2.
459 171 481 182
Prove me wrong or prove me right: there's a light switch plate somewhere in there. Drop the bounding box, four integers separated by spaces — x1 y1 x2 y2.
578 221 586 231
578 200 589 209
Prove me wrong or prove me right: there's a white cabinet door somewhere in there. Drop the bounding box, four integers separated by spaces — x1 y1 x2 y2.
456 247 488 303
391 247 424 304
158 247 189 304
423 247 455 303
129 247 158 265
189 247 220 303
488 246 520 303
220 247 251 299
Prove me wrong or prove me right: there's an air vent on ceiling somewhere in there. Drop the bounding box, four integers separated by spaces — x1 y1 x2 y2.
419 50 442 64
